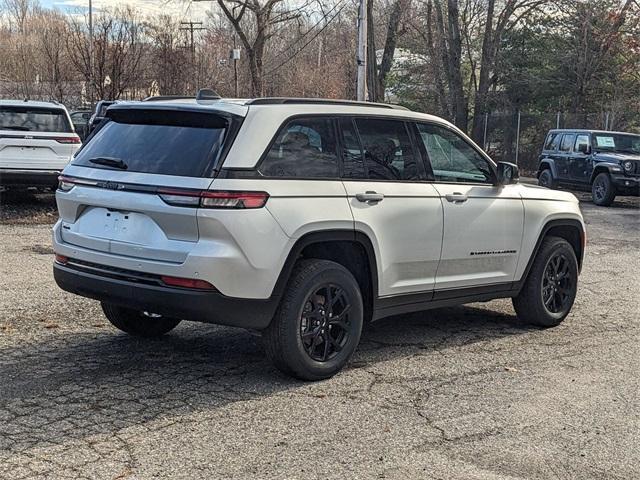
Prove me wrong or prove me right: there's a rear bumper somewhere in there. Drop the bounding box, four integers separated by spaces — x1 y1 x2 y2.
611 175 639 196
53 262 279 330
0 169 60 187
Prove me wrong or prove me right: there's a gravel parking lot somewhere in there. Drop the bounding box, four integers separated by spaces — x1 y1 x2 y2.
0 190 638 480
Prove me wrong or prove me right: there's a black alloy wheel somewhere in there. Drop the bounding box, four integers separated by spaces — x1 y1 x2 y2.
512 236 579 327
591 172 616 206
263 259 364 380
541 253 574 315
300 284 352 362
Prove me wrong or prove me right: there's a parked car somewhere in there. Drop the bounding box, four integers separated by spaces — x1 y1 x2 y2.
70 110 91 141
87 100 118 135
0 100 81 190
537 129 640 206
52 93 586 380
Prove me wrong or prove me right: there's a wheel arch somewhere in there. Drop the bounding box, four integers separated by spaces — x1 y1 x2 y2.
538 158 557 178
589 163 618 183
516 219 585 291
270 230 379 322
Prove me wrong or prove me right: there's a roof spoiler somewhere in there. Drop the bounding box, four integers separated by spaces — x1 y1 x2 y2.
142 89 221 102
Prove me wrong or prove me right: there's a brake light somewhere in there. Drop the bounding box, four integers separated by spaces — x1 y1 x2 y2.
158 188 269 209
201 191 269 209
54 136 81 144
160 275 216 290
58 175 75 191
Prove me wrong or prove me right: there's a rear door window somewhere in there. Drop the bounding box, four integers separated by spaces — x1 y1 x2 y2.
259 117 339 178
560 134 575 153
574 134 590 153
339 117 367 179
350 117 425 181
72 108 230 177
545 132 561 151
0 106 71 133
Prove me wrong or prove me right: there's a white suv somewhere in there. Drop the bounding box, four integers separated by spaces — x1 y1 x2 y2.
52 94 586 380
0 100 81 189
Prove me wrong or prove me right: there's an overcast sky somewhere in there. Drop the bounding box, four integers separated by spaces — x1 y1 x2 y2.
39 0 212 20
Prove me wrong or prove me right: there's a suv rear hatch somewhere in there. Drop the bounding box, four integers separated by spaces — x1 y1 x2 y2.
57 104 242 263
0 105 79 170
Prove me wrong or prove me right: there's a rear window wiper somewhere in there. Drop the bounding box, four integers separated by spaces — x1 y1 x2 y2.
88 156 128 170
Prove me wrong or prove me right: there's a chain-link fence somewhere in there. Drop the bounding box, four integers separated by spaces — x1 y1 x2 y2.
481 111 640 174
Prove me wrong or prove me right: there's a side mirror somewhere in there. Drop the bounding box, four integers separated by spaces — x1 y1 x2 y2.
496 161 519 185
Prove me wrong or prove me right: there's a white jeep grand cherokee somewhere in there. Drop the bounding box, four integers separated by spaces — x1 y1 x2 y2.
52 93 585 380
0 100 81 189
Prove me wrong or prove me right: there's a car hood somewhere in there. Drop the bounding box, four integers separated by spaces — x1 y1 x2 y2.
593 151 640 162
516 183 579 203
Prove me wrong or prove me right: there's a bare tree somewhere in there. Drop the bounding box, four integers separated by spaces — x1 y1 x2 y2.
470 0 548 141
145 15 190 95
33 9 73 101
67 7 146 100
367 0 410 102
215 0 304 96
2 0 37 33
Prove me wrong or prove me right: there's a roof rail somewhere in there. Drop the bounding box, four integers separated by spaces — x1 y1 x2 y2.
245 97 409 110
142 95 194 102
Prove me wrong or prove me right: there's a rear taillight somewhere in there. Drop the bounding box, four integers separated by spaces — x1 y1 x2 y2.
201 191 269 209
54 136 81 144
158 189 269 209
54 254 68 264
160 275 216 290
57 175 97 192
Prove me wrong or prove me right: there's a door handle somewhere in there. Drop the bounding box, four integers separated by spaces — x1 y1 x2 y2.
445 192 468 203
355 191 384 204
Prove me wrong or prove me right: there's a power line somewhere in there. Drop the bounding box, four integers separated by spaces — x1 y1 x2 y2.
264 0 351 77
179 21 206 89
179 21 206 56
268 0 348 63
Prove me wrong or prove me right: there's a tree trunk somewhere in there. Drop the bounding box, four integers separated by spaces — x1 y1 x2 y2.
425 0 448 116
445 0 467 130
471 0 496 143
376 0 405 102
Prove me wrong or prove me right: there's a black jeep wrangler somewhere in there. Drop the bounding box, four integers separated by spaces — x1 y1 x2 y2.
537 129 640 206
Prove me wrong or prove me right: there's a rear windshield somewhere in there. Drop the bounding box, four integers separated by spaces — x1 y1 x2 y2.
0 106 72 133
72 109 230 177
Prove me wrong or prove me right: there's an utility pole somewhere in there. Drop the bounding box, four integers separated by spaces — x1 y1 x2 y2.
180 21 206 90
231 4 240 98
231 35 240 97
356 0 368 101
88 0 93 107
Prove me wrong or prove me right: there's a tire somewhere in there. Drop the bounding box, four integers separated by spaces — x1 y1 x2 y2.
591 172 616 206
538 168 557 189
513 236 578 328
101 302 181 337
263 259 364 381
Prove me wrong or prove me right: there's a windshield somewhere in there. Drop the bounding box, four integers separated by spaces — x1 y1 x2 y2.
0 106 72 133
72 109 229 177
593 133 640 154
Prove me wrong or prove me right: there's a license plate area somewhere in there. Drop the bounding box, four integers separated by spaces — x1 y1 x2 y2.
99 209 157 245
